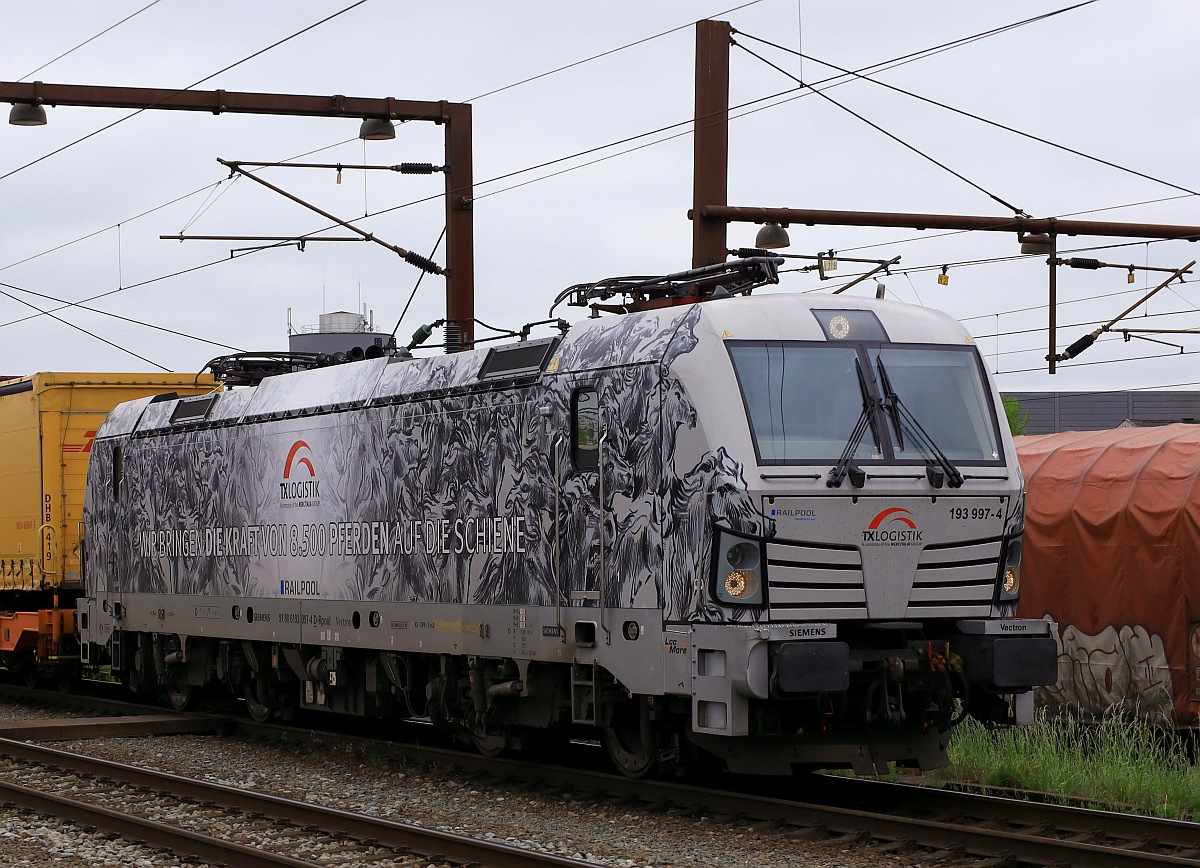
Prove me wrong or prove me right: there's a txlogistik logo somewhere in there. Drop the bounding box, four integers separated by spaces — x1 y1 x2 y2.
862 507 923 545
280 440 320 508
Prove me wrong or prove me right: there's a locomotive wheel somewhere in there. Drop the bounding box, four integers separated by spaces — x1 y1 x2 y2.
244 681 273 724
468 724 507 758
166 681 194 712
602 700 656 778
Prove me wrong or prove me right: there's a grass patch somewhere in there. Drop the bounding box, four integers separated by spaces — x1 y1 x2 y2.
931 710 1198 820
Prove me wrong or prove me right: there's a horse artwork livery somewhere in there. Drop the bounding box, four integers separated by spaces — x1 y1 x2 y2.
79 259 1056 777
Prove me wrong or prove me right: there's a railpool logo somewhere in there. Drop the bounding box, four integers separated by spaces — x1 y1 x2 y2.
280 440 320 507
862 507 923 545
770 507 816 520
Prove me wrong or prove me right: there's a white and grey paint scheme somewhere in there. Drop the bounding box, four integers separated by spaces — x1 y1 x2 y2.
79 289 1056 776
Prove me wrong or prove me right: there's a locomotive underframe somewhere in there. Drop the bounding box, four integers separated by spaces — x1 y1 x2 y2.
79 593 1052 775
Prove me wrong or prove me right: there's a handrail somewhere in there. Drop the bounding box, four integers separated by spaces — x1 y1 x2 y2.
597 428 611 646
38 523 58 580
552 435 566 643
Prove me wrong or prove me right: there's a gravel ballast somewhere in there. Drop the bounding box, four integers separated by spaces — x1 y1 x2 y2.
0 702 930 867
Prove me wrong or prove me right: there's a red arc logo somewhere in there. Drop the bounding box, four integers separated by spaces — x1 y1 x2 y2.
283 440 315 478
868 507 917 529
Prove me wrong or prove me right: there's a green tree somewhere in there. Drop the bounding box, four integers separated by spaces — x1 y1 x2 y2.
1002 395 1029 436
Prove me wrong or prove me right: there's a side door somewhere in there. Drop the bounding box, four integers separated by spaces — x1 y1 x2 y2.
554 366 660 641
556 379 605 614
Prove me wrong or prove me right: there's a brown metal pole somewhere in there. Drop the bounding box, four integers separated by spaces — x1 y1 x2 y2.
1048 234 1057 374
0 80 443 121
692 21 731 268
697 205 1200 241
3 80 476 353
694 205 1200 373
443 102 474 351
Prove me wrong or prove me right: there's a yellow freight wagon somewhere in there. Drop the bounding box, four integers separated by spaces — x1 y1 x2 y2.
0 372 218 685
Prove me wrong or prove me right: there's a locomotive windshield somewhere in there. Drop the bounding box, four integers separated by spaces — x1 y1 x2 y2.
871 347 1001 462
729 341 1002 466
730 343 880 462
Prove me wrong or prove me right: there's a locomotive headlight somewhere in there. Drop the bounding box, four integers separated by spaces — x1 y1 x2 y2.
724 569 760 598
998 536 1022 601
713 531 767 606
997 493 1024 603
726 542 760 570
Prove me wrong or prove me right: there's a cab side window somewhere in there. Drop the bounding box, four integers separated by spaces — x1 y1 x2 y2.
572 387 600 471
112 446 124 499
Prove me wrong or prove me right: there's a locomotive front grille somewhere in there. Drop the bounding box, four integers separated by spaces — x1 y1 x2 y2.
764 537 1001 620
907 537 1002 616
766 540 867 620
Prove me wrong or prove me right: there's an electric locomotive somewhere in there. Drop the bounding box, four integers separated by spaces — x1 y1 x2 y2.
78 258 1056 776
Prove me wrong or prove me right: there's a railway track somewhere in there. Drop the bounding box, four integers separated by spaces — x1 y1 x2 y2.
0 736 594 868
2 685 1198 867
205 706 1200 867
432 753 1200 868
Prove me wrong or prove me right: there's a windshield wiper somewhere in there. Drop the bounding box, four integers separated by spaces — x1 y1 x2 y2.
827 360 880 489
876 357 964 489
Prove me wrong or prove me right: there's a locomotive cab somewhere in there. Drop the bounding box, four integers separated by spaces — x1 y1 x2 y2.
654 299 1057 773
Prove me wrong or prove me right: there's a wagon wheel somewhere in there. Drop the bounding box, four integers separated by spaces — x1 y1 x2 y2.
55 670 76 694
20 658 39 690
601 698 657 778
166 680 195 712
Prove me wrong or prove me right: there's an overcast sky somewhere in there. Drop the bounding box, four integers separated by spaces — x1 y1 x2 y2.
2 0 1198 394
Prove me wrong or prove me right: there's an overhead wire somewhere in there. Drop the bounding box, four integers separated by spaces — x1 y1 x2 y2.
814 1 1102 84
731 37 1029 216
0 282 169 370
0 0 165 95
996 345 1200 377
451 4 1105 209
3 0 1095 284
178 177 238 236
0 248 273 332
0 278 244 353
463 0 767 102
977 304 1196 347
0 135 358 276
726 3 1197 293
734 29 1200 199
726 0 1200 353
2 3 768 347
0 0 1174 378
0 0 372 184
355 4 1114 222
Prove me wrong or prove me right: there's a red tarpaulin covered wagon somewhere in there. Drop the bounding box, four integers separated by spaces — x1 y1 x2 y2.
1016 424 1200 727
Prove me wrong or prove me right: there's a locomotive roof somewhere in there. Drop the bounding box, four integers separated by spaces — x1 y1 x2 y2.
565 290 975 352
97 292 975 439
